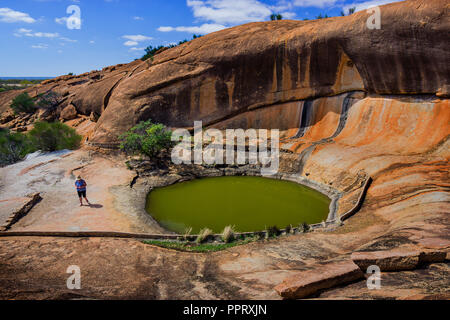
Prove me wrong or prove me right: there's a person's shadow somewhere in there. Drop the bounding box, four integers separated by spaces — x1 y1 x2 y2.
87 203 103 209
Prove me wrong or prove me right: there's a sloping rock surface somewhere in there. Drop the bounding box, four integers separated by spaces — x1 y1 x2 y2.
274 260 364 299
0 0 448 146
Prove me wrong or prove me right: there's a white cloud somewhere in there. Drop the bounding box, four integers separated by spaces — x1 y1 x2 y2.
16 28 59 38
0 8 36 23
55 17 68 25
343 0 403 12
293 0 339 7
31 43 48 49
31 32 60 38
133 16 144 20
122 34 153 42
60 36 77 42
89 40 95 44
18 28 32 33
158 0 277 35
280 11 296 19
187 0 272 25
129 47 146 52
121 35 153 48
14 27 77 44
158 23 226 34
158 26 174 32
124 40 139 46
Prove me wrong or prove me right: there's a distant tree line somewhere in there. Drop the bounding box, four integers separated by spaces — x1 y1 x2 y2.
0 79 44 93
140 34 203 61
270 13 283 21
302 7 356 20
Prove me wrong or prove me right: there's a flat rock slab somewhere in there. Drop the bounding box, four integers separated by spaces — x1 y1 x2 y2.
0 198 31 229
0 194 41 231
274 260 364 299
351 247 447 272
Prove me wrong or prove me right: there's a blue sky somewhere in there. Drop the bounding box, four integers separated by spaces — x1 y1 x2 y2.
0 0 401 77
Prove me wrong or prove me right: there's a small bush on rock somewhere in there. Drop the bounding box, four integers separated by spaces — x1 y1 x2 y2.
119 120 173 158
196 228 213 244
182 227 193 241
221 225 236 243
299 222 310 233
36 91 62 112
267 225 280 238
28 121 82 152
10 92 36 114
0 128 35 166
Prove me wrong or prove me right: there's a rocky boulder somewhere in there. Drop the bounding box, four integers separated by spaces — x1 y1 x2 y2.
351 247 447 271
274 260 364 299
60 104 78 121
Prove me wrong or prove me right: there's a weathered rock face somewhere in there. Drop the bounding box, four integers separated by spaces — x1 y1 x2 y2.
60 104 78 121
90 0 448 145
0 0 448 146
0 0 448 301
274 260 364 299
351 247 447 271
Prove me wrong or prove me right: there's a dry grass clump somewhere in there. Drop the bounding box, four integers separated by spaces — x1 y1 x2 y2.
221 225 236 243
196 228 213 244
298 222 310 233
182 227 192 241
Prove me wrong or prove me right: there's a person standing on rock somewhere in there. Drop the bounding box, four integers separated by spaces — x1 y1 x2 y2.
75 176 90 206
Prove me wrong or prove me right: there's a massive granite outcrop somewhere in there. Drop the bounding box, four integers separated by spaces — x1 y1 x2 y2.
0 0 448 146
0 0 448 300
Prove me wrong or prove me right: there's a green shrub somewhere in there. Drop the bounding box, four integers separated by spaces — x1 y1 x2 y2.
0 128 35 166
10 92 36 114
36 91 62 111
267 225 280 238
28 121 82 152
119 120 173 158
141 45 165 61
285 224 292 234
270 13 283 20
299 222 310 233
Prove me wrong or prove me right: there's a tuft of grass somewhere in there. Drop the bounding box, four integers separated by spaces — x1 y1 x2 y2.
182 227 193 241
196 228 213 244
267 225 280 238
299 222 310 233
221 225 236 243
143 236 258 253
125 160 132 170
285 224 292 234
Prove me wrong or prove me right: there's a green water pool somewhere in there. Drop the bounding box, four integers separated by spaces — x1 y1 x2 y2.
145 176 330 234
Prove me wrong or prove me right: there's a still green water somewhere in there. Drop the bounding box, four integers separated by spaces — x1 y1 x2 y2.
146 176 330 234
